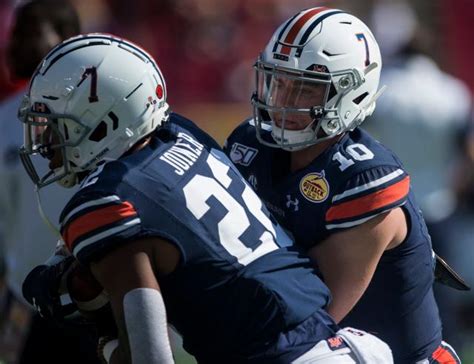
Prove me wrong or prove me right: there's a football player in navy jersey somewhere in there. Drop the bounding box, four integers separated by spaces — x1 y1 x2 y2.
224 7 460 364
18 34 393 363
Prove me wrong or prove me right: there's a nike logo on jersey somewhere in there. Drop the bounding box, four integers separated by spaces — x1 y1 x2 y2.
160 132 204 175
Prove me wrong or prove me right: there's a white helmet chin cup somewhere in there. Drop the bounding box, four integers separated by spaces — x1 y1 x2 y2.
271 124 316 151
19 33 169 188
252 7 384 150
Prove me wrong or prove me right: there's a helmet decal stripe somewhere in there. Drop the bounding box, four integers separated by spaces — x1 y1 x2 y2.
295 10 344 57
280 7 329 55
356 33 371 66
272 11 302 53
42 42 104 75
38 34 167 100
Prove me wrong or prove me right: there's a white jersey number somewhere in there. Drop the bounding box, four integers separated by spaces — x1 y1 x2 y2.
183 153 279 265
333 143 374 171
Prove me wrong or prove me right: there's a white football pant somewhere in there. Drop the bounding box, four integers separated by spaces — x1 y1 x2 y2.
291 327 393 364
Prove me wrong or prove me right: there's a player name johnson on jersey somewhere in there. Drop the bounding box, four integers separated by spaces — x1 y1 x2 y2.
58 113 338 363
225 119 443 363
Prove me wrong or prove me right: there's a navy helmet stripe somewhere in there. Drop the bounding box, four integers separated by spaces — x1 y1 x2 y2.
272 11 303 52
295 10 344 57
36 34 167 99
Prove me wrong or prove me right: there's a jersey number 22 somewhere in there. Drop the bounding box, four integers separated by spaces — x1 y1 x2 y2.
183 152 279 266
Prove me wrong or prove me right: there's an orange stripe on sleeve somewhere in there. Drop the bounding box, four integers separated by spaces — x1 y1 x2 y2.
63 202 137 250
432 345 459 363
281 7 328 55
326 176 410 222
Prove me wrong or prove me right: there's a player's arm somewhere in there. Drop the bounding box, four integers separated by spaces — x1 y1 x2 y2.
90 237 179 364
308 207 407 323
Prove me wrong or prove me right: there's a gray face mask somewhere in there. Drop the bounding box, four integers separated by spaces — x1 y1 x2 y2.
252 59 341 151
18 96 88 189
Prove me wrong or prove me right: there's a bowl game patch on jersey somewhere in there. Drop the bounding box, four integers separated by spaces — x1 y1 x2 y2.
299 172 330 203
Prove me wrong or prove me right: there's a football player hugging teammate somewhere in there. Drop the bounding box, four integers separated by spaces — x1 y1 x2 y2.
19 33 393 363
225 6 461 364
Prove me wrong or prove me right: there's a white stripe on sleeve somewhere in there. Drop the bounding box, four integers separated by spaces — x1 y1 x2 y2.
332 169 404 203
72 217 141 256
62 195 121 227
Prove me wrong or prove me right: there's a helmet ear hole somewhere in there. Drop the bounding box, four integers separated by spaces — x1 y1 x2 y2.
89 121 108 142
353 92 369 105
109 111 119 130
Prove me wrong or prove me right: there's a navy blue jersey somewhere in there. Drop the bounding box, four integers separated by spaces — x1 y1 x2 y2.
59 113 337 363
225 119 443 363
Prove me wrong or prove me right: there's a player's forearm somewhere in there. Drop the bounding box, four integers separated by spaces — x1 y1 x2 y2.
309 250 375 323
325 276 371 323
309 213 396 323
90 240 175 364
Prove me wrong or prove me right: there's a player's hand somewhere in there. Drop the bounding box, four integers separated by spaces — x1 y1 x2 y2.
67 263 116 336
22 254 78 322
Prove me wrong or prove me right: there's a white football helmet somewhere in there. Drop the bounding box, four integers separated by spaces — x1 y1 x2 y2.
252 7 385 151
19 33 169 188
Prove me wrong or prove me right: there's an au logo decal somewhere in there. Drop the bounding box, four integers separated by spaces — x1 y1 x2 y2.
299 172 329 203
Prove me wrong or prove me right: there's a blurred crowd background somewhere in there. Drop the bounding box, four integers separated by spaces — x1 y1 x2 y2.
0 0 473 137
0 0 473 363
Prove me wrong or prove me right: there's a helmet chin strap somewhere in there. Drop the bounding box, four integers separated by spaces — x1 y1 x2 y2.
368 85 387 108
35 185 63 242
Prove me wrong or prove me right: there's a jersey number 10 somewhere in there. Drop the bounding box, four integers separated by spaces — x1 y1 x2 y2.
332 143 374 171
